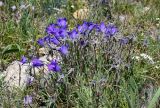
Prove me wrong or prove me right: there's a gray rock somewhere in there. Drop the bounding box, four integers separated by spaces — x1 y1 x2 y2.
2 55 58 88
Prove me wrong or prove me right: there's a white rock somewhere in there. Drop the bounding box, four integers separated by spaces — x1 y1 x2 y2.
119 15 127 23
3 61 30 88
3 46 62 89
39 48 49 55
2 55 56 88
73 8 89 20
11 5 16 11
0 1 4 7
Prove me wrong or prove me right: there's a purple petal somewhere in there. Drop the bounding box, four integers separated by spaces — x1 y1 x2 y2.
47 60 61 72
59 45 68 55
57 18 67 28
105 24 118 36
23 95 32 105
110 26 118 35
54 64 61 72
50 37 60 45
31 58 44 67
46 23 58 35
48 63 55 71
59 28 67 38
68 29 78 40
44 35 50 43
37 38 44 46
100 22 106 33
26 76 34 85
20 56 27 64
120 38 129 45
88 22 95 32
77 21 88 34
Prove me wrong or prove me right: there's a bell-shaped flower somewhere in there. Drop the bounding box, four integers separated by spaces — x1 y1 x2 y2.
46 23 58 35
57 18 67 28
31 58 44 67
48 60 61 72
20 56 27 64
37 38 45 46
59 45 69 55
99 22 106 33
68 29 78 40
50 37 60 45
23 95 32 105
77 21 88 34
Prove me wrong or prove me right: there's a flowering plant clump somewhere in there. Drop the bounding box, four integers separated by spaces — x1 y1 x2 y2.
20 17 137 107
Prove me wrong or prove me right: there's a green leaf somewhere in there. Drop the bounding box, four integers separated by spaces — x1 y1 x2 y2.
148 87 160 108
2 44 21 56
121 88 134 108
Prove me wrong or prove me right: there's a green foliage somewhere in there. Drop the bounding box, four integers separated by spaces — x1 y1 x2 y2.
2 44 21 56
148 87 160 108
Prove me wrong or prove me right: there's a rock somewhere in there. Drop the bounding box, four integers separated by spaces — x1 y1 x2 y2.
0 1 4 7
2 55 60 88
118 15 128 23
39 48 49 55
73 8 89 20
3 61 31 88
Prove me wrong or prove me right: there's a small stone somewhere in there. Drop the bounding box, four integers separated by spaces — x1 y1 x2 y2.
0 1 4 7
11 5 17 11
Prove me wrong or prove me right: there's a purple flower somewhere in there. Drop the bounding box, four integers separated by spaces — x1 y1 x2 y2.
77 21 88 34
26 76 34 85
80 40 85 46
120 38 129 45
23 95 32 105
82 21 88 30
46 23 57 35
68 29 78 40
54 65 61 72
31 58 44 67
99 22 106 33
37 38 44 46
88 22 95 32
59 45 68 55
20 56 27 64
44 35 51 43
105 27 111 37
59 28 67 38
105 24 118 36
48 60 61 72
110 26 118 35
80 40 88 46
95 24 101 32
54 31 60 39
50 37 60 45
77 25 83 33
57 18 67 28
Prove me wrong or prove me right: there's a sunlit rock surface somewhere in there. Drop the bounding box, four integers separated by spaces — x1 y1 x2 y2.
2 54 60 88
3 61 31 88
